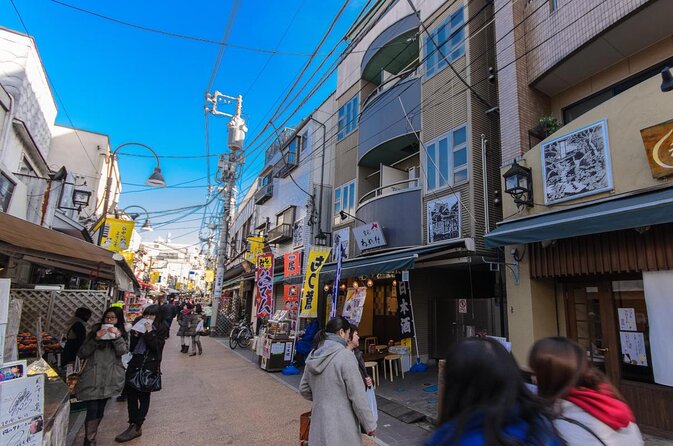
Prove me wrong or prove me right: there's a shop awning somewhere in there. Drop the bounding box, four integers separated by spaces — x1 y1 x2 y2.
0 211 138 289
484 187 673 248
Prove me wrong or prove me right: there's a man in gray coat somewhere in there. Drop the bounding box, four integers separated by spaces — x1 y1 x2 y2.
300 318 377 446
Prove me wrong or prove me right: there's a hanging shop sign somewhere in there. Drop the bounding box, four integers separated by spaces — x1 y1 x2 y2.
395 273 415 338
292 218 304 248
204 270 215 283
641 120 673 179
342 287 367 326
150 271 160 284
284 251 302 278
283 284 299 322
245 236 265 264
353 222 386 251
300 246 331 318
255 253 275 318
100 218 135 252
332 227 350 260
330 243 346 319
120 251 134 267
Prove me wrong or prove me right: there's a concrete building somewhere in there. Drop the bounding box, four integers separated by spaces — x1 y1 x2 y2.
487 0 673 436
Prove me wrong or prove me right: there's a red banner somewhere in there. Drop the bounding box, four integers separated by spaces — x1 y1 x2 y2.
284 251 302 278
255 253 274 318
284 284 300 330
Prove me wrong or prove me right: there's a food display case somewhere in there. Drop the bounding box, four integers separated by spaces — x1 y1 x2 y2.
258 311 294 371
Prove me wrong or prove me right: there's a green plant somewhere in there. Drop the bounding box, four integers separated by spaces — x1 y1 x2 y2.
538 116 561 136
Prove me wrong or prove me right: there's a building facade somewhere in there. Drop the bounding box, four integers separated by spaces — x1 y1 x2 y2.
488 0 673 436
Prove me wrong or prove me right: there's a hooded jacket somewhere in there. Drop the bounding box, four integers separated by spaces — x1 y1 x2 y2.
554 386 643 446
299 336 377 446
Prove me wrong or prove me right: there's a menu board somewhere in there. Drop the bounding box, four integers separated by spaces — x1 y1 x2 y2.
620 331 648 366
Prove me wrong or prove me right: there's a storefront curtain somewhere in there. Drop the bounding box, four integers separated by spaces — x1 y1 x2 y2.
643 271 673 387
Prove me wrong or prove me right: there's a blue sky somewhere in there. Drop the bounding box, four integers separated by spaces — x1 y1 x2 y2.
1 0 366 245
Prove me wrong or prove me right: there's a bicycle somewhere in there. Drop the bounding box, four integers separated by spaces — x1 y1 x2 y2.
229 320 253 349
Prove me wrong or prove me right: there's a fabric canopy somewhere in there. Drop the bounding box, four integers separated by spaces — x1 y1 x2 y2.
484 187 673 248
320 250 418 280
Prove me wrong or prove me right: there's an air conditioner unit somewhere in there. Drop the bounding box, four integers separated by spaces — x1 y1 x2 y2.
408 166 420 180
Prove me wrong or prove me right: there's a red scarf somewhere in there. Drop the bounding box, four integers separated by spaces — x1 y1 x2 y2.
565 384 635 430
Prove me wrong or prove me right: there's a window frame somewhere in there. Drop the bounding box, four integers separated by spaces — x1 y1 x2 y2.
334 180 356 224
0 171 16 212
425 124 469 193
275 206 296 227
424 7 466 79
337 95 360 141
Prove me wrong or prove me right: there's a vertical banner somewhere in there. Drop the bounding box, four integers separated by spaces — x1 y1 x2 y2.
342 287 366 325
255 253 274 318
330 243 346 319
283 284 300 329
300 246 331 318
395 273 415 338
284 251 302 278
100 218 135 252
245 236 265 264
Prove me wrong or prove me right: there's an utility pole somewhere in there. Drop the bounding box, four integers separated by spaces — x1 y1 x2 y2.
206 91 247 334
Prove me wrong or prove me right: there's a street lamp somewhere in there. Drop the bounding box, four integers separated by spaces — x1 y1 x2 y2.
102 142 165 218
122 205 153 232
314 231 329 246
503 160 533 207
339 210 367 224
59 186 92 213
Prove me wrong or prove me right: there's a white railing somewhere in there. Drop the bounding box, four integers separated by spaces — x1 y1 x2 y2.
362 63 420 110
359 178 420 205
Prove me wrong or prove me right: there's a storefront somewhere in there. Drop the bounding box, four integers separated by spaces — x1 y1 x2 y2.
486 74 673 437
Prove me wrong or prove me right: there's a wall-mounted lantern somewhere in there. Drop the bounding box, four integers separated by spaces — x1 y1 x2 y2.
503 160 533 207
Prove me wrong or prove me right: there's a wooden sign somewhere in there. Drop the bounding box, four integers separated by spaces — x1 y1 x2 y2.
641 120 673 179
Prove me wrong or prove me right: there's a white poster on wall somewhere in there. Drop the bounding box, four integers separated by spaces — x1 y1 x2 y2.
0 374 44 428
643 271 673 387
427 195 461 243
619 331 648 366
617 308 637 331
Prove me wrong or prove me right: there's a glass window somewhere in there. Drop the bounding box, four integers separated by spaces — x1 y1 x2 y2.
438 139 448 187
348 182 355 210
334 188 341 213
334 180 356 224
426 143 436 190
0 171 15 212
425 7 465 78
338 95 359 141
426 124 468 191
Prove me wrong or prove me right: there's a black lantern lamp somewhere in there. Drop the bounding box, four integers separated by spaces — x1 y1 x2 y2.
503 160 533 207
661 67 673 93
314 231 329 246
71 188 92 211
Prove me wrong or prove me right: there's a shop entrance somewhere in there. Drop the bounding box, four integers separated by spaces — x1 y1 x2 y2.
372 283 401 344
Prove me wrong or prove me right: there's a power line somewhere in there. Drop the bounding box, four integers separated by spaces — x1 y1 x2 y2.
205 0 242 93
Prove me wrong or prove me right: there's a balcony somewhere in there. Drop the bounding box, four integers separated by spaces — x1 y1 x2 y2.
355 179 422 253
254 182 273 205
358 75 421 168
267 223 293 244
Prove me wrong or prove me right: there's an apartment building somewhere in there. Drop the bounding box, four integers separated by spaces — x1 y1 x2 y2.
487 0 673 435
325 0 503 361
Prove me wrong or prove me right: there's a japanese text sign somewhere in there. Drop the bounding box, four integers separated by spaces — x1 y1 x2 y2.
284 251 302 278
352 222 386 251
395 273 415 338
255 253 274 318
245 236 265 264
100 218 135 252
300 246 331 318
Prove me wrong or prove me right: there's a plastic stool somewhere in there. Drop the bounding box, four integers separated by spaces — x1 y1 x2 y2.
384 354 403 382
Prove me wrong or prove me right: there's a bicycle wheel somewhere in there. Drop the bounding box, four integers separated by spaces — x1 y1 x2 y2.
229 328 239 349
237 328 252 348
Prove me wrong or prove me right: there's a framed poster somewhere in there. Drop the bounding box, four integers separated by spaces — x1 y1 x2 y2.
540 119 613 204
427 194 461 243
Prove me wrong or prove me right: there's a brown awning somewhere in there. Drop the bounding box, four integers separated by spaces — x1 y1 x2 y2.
0 212 138 288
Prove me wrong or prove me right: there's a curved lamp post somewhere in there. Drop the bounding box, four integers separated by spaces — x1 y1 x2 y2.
102 142 166 218
122 205 154 232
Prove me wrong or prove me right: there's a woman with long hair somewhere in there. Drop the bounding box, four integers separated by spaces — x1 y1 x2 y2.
76 307 128 446
425 337 562 446
115 304 169 443
300 317 377 445
529 337 643 445
62 306 92 372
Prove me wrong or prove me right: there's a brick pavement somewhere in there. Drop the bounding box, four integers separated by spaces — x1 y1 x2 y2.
82 330 379 446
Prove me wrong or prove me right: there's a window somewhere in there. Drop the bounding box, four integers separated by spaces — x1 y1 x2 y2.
285 136 301 166
549 0 558 12
338 95 359 141
425 7 465 78
276 206 295 226
0 171 15 212
334 181 356 224
426 125 468 191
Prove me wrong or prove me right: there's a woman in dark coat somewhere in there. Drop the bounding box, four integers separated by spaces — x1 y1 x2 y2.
115 305 168 443
62 307 92 369
76 306 128 446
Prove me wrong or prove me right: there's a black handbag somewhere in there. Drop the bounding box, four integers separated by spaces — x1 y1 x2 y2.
127 354 162 393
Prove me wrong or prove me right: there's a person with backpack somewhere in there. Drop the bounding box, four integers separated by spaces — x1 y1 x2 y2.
425 337 563 446
529 337 644 446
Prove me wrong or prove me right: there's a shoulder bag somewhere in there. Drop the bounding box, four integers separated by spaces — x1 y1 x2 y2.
127 353 162 393
66 357 87 396
558 416 608 446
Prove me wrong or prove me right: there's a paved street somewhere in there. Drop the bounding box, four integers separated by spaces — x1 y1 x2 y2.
76 330 378 446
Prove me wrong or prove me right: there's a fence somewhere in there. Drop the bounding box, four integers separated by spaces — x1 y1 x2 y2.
11 289 110 337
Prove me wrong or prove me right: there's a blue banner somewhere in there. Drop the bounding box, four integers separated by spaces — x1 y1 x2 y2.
330 243 346 319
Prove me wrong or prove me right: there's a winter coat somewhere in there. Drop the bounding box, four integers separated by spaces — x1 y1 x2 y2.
299 337 377 446
553 399 643 446
62 318 87 364
76 326 127 401
127 322 168 378
425 414 564 446
177 311 199 336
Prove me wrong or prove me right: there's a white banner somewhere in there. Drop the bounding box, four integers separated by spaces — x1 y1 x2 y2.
643 271 673 387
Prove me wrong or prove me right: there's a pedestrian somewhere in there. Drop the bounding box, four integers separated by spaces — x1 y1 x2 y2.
160 296 178 337
76 307 128 446
203 302 213 328
347 325 377 422
425 337 563 446
189 304 204 356
114 304 169 443
529 337 644 446
61 307 92 374
177 303 197 353
299 317 377 445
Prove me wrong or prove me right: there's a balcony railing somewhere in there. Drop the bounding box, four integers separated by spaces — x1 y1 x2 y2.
254 182 273 205
274 153 298 178
359 178 420 205
267 223 293 243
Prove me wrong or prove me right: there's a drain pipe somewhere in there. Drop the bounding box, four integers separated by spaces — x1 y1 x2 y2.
481 134 490 233
309 116 327 236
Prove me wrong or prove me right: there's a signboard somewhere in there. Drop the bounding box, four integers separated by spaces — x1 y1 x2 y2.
300 246 331 318
332 227 350 260
283 284 299 325
120 251 134 267
353 222 386 251
458 299 467 314
330 243 346 319
620 331 648 366
255 253 274 318
0 374 44 428
641 120 673 179
342 287 367 326
395 274 415 338
0 415 43 446
204 270 215 283
150 271 160 284
618 308 637 331
427 195 461 243
100 218 135 252
244 236 265 264
292 218 304 248
283 251 302 278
